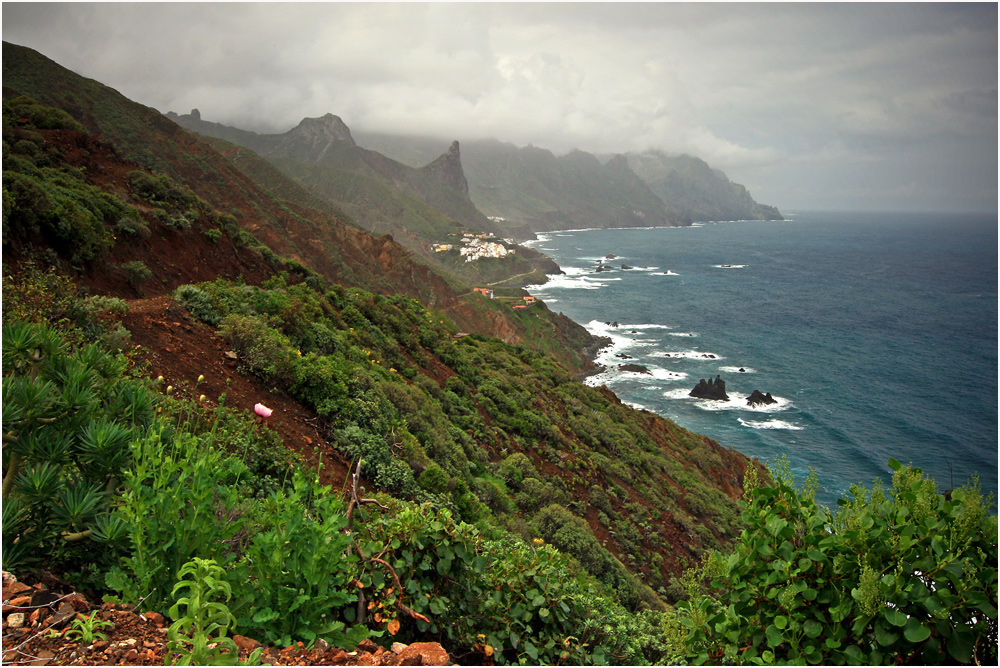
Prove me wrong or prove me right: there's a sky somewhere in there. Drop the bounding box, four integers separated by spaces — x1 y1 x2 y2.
3 2 997 214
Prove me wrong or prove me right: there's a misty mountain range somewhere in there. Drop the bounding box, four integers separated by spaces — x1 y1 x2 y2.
165 108 782 241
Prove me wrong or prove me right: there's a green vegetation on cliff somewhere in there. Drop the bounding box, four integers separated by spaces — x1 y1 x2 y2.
2 41 993 665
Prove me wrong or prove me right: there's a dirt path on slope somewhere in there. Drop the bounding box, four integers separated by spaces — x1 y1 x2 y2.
120 296 357 490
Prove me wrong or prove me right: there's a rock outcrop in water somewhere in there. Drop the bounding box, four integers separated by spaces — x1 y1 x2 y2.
746 390 777 407
690 375 729 401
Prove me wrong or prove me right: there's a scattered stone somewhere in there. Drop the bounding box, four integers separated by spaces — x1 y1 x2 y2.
29 589 59 608
142 610 165 626
3 581 32 601
65 593 90 612
224 350 238 360
8 595 32 608
7 612 25 628
619 364 652 375
391 642 408 654
234 635 262 654
690 375 729 401
125 648 139 663
390 642 450 666
314 637 331 653
26 648 55 666
47 601 77 627
357 639 380 653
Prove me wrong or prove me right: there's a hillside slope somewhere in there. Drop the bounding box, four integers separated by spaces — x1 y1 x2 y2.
2 41 765 621
2 41 600 373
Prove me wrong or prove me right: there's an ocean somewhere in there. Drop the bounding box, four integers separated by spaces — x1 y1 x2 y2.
523 211 998 509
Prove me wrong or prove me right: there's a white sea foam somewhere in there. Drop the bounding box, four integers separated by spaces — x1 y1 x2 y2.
536 266 618 290
738 418 804 431
625 323 673 330
662 387 792 413
662 270 680 276
650 369 688 381
714 264 747 269
650 350 722 361
667 332 698 337
719 365 757 374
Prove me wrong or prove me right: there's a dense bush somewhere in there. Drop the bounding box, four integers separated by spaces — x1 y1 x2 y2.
2 321 155 575
678 458 998 665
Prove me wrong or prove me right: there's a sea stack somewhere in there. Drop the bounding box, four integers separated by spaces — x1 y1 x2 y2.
690 375 729 401
746 390 777 407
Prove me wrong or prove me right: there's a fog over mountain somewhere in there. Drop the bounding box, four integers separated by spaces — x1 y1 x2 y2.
3 2 996 213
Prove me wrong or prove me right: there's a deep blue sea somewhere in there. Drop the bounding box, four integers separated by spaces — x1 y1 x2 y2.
524 211 998 509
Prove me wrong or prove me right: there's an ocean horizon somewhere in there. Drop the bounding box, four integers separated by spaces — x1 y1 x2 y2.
524 211 998 509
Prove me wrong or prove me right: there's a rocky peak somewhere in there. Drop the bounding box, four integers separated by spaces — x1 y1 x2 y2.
604 154 631 171
271 113 356 163
421 140 469 195
292 113 355 145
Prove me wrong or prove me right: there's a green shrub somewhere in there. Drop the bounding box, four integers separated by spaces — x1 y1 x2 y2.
4 95 86 132
678 458 998 665
166 558 250 666
1 321 153 574
532 503 648 610
117 260 152 291
228 473 367 648
107 429 244 611
216 314 296 385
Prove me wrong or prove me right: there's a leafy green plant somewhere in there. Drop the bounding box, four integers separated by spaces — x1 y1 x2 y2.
167 558 258 666
109 429 243 611
228 471 367 648
677 457 998 665
65 614 113 643
2 321 153 573
117 260 152 292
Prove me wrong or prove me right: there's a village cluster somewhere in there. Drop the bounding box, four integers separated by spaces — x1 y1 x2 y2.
433 232 517 262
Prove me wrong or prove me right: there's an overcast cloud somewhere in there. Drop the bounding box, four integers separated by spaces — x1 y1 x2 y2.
3 2 997 213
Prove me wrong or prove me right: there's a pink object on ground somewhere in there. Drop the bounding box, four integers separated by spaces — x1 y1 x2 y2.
254 403 273 418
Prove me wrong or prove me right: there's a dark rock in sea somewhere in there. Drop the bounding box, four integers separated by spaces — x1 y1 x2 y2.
690 375 729 401
606 254 617 259
619 364 652 375
739 367 746 372
595 265 606 272
615 353 634 359
746 390 777 407
621 263 633 270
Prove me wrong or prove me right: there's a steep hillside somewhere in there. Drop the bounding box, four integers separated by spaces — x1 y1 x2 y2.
0 42 451 306
2 40 763 596
3 42 599 374
167 109 562 288
2 91 762 606
355 131 782 227
166 109 497 240
627 151 784 221
460 140 688 232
